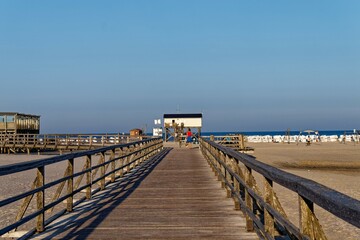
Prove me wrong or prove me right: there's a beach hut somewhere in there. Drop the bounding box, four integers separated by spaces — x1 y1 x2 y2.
163 113 202 142
0 112 40 134
130 128 143 137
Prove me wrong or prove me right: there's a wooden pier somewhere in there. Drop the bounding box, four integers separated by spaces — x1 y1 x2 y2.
28 144 257 239
0 138 359 239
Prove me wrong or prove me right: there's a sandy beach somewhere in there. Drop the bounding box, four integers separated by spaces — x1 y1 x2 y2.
247 142 360 239
0 143 359 239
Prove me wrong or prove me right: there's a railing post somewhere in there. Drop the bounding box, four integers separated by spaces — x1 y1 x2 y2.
86 155 92 199
125 147 130 174
299 195 314 239
264 177 275 237
119 148 124 177
129 146 134 171
299 195 327 240
230 158 241 210
134 144 139 167
36 166 45 232
225 154 232 198
245 166 254 231
100 152 105 190
110 149 116 183
219 152 225 184
67 158 74 212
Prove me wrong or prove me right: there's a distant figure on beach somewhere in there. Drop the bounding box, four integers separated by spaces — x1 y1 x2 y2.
186 128 192 148
306 136 311 146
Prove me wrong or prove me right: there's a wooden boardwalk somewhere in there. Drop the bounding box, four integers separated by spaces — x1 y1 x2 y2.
29 145 258 239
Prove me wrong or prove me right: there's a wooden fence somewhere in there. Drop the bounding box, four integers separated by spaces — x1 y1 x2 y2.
202 135 254 152
0 133 150 154
0 138 163 238
199 137 360 240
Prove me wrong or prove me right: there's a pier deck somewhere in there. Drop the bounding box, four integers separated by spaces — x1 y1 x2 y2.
30 144 257 239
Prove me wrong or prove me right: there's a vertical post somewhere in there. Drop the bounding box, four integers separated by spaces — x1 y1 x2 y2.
124 147 130 174
245 166 254 231
217 151 223 182
67 158 74 212
36 166 45 232
86 155 92 199
100 152 105 190
140 142 145 164
233 162 241 210
119 148 124 177
127 146 133 172
111 149 115 183
299 195 315 239
89 136 93 149
133 145 138 169
225 155 232 198
264 177 275 236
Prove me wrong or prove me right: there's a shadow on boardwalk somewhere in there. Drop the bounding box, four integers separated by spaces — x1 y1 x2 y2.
31 148 172 239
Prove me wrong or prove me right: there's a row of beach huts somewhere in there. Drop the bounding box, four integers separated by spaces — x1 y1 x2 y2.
246 134 360 143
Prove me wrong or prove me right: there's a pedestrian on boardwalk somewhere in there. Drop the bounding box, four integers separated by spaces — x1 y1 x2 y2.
186 128 192 148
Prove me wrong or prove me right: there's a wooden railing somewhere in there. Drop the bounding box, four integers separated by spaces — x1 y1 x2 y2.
0 138 163 238
0 133 151 154
202 135 254 152
199 137 360 240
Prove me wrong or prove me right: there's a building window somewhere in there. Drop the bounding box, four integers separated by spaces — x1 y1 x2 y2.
0 116 4 122
6 116 14 122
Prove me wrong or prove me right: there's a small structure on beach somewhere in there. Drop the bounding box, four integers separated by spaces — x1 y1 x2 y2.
0 112 40 134
163 113 202 142
130 128 143 137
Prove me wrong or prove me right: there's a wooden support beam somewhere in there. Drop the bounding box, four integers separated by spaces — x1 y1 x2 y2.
264 177 275 237
36 166 45 232
245 166 254 232
67 158 74 212
86 155 92 199
100 152 105 190
299 195 328 240
110 150 115 183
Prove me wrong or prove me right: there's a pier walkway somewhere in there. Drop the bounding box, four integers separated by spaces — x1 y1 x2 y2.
30 144 257 239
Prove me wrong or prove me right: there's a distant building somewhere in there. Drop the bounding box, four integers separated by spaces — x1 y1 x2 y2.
130 128 143 137
163 113 202 142
0 112 40 134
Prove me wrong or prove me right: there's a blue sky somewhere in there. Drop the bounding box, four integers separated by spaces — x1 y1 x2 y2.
1 1 359 133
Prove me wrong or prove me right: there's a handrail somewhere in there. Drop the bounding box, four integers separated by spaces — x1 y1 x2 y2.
202 134 252 152
0 133 152 154
0 137 163 237
199 137 360 240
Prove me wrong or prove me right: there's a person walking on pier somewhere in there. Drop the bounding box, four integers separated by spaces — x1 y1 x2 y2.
186 128 192 148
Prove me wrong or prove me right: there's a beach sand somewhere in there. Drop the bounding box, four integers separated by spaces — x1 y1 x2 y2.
0 143 359 239
247 142 360 239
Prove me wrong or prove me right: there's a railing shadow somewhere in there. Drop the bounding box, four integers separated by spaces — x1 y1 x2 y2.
30 147 172 240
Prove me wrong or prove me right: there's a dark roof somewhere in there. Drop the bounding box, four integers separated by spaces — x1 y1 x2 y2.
0 112 40 117
163 113 202 119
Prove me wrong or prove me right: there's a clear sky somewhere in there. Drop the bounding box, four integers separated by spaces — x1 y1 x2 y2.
1 1 359 133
